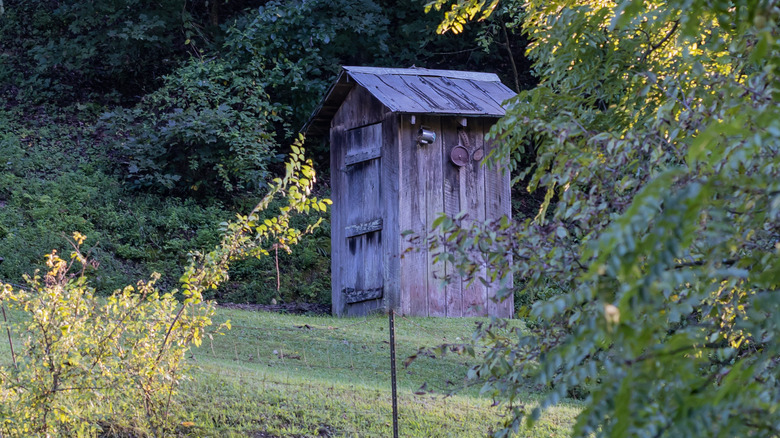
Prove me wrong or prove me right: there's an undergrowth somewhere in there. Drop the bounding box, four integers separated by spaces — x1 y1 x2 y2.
0 105 331 304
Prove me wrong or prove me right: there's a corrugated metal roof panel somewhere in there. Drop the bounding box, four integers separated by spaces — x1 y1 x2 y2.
343 66 501 82
303 66 517 136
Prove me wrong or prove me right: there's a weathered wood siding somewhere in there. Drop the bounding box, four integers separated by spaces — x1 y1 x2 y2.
442 119 464 317
484 120 514 318
330 87 389 316
397 115 513 318
398 115 427 316
381 114 401 313
330 86 512 318
459 118 488 317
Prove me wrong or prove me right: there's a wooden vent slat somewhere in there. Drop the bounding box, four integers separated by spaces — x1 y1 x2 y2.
345 218 382 238
343 287 383 304
344 146 381 166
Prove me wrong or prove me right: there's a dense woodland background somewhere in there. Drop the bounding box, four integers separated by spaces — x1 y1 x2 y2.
1 1 779 436
0 0 537 307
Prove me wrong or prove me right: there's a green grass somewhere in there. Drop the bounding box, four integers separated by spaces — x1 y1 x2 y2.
179 308 581 437
0 304 579 437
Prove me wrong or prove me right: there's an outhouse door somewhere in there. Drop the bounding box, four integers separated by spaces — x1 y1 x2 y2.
342 123 384 306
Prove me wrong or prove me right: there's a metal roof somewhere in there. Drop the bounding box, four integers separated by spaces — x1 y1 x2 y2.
303 66 517 136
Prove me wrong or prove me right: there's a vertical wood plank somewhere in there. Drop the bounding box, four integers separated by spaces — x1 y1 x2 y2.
346 160 381 227
343 231 384 317
343 124 384 316
366 230 383 309
415 116 430 316
422 115 446 317
382 115 401 313
500 141 514 318
485 127 502 318
460 118 488 317
330 124 346 316
441 118 463 317
346 122 382 157
347 234 363 307
399 115 428 316
491 119 514 318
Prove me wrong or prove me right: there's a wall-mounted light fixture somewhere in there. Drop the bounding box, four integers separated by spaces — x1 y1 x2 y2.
418 127 436 145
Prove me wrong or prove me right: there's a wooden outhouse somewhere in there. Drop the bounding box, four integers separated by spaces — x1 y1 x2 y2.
304 66 516 317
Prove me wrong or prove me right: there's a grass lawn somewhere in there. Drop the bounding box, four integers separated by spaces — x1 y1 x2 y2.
0 303 579 437
178 308 581 437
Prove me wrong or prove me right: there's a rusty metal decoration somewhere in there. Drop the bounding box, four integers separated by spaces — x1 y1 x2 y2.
451 128 482 166
450 145 470 166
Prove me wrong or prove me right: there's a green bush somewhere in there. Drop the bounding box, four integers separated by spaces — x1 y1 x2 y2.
0 144 327 436
430 0 780 436
0 154 228 293
0 237 223 436
103 59 283 194
0 117 332 306
0 0 235 102
222 0 393 131
0 111 222 293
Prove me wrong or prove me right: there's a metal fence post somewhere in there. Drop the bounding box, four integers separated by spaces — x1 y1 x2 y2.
389 310 399 438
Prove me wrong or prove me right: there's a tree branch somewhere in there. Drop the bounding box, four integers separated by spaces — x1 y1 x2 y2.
640 20 680 64
501 20 521 93
673 258 738 269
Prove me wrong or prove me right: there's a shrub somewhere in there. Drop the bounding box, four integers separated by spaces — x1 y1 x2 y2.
1 111 331 305
103 59 283 194
0 238 223 436
513 279 567 319
0 143 328 436
222 0 393 130
0 123 230 293
0 0 256 102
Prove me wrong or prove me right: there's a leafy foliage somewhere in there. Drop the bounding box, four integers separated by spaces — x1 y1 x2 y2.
0 241 222 436
104 59 282 194
0 143 327 436
0 0 187 101
0 107 334 305
0 0 270 102
426 0 501 34
428 0 780 436
221 208 332 304
223 0 393 132
0 108 224 292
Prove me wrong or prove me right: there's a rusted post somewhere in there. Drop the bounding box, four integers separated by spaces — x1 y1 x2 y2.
389 310 399 438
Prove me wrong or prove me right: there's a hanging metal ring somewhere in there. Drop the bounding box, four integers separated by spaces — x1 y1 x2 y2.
450 145 469 166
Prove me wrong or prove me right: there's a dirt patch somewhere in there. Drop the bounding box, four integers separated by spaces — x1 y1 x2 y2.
218 302 330 316
250 432 281 438
250 432 318 438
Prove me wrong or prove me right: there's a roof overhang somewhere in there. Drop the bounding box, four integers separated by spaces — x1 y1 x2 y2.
302 66 517 137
